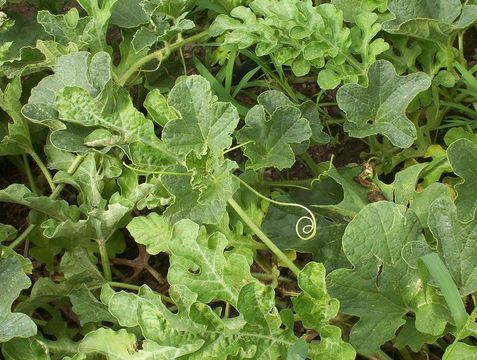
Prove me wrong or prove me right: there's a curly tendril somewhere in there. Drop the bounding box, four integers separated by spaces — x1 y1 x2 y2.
236 178 317 240
122 163 316 240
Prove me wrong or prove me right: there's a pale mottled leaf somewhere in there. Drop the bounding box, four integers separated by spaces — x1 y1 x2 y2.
0 256 37 342
447 138 477 222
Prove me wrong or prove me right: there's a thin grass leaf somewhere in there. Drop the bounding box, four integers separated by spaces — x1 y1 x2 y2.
419 253 468 331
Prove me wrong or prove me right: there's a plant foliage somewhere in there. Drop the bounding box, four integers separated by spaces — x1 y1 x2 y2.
1 0 477 359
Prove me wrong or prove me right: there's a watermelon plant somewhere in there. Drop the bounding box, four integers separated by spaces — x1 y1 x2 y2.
1 0 477 359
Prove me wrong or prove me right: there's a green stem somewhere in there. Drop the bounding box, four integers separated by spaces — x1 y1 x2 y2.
107 281 141 291
225 49 236 95
98 239 112 282
227 198 301 275
237 177 317 240
222 140 254 154
224 303 231 318
118 31 209 86
42 338 78 354
8 224 35 249
458 31 466 67
107 281 174 305
299 152 319 177
22 154 38 194
123 162 192 176
376 350 393 360
398 347 413 360
32 318 48 326
260 179 312 189
28 151 56 192
8 155 86 249
145 265 164 284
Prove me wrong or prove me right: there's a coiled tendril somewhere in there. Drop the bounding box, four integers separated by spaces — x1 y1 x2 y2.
124 163 317 240
237 178 317 240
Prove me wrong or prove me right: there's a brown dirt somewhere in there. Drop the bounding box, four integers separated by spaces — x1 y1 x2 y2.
0 160 30 229
5 2 36 21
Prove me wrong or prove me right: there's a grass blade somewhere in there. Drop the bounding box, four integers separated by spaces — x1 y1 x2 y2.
419 253 468 331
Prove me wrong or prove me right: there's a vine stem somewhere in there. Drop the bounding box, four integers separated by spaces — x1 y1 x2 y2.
8 154 86 249
118 31 209 86
123 162 192 176
227 198 301 276
22 154 39 194
98 238 112 282
107 281 174 305
222 140 254 154
28 151 56 192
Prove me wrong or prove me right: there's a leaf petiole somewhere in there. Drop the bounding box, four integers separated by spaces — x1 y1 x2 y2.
28 151 57 192
123 162 192 176
222 140 254 154
227 197 301 275
236 177 317 240
97 238 112 282
118 31 209 86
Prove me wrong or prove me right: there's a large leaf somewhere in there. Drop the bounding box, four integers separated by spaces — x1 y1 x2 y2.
0 183 77 221
377 162 452 226
55 86 173 166
110 0 149 28
332 0 388 22
126 212 172 255
78 327 197 359
0 256 37 342
167 219 253 305
21 51 111 132
16 247 106 315
263 203 349 271
236 91 312 170
210 1 388 89
1 338 50 360
79 275 352 359
337 60 431 148
160 160 239 225
37 8 91 47
429 197 477 296
447 138 477 222
76 0 118 52
327 201 449 355
163 75 240 157
0 77 33 155
383 0 477 47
